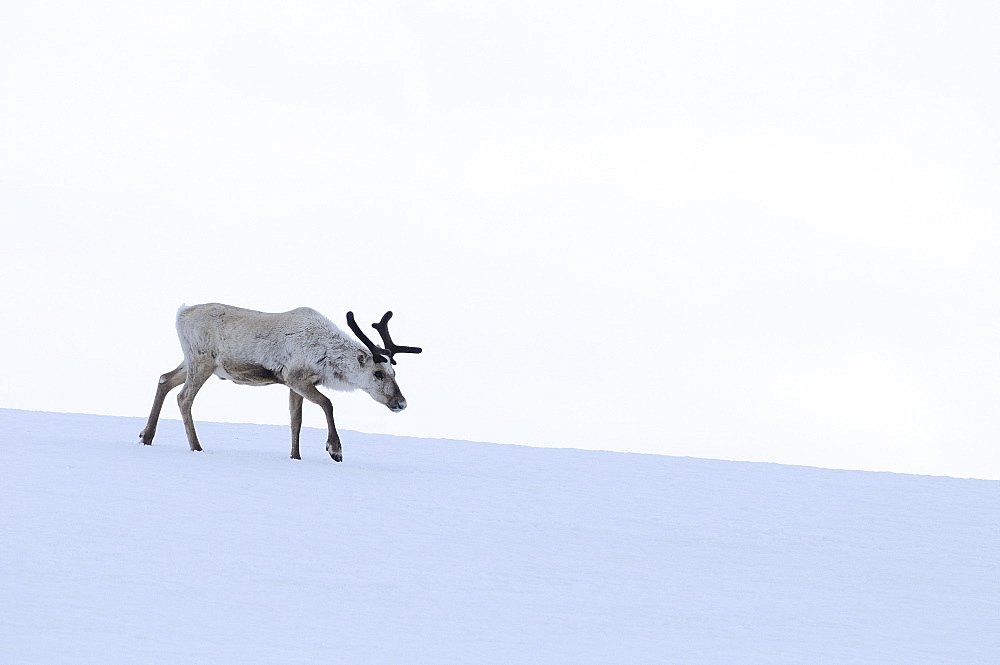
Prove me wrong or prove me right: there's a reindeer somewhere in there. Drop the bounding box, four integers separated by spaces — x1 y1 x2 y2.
139 304 421 462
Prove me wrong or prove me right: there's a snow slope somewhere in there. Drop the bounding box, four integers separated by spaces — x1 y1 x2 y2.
1 408 998 664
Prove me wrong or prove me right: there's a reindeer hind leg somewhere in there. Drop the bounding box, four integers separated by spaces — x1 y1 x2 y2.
176 356 215 452
140 363 186 445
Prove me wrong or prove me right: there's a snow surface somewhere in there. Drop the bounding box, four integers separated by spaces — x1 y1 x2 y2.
2 408 998 664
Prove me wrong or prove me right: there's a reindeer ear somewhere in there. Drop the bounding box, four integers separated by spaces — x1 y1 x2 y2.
357 353 367 368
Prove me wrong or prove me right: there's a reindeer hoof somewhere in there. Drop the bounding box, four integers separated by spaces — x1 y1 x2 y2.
326 441 342 462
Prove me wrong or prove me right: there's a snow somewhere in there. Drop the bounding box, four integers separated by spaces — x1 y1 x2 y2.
2 407 998 664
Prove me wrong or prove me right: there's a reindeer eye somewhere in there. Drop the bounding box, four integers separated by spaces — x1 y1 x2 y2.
374 370 385 380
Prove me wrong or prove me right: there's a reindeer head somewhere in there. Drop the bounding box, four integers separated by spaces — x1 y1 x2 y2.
347 311 422 412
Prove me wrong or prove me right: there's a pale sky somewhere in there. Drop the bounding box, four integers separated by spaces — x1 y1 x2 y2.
2 1 997 478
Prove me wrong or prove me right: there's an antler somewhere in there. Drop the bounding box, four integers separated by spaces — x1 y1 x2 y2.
346 311 389 364
372 311 422 365
346 311 422 365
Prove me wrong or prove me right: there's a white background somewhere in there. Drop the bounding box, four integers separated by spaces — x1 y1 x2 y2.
2 0 997 477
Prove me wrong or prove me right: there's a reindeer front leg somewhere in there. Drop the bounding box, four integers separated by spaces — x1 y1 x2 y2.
287 374 342 462
289 389 304 460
